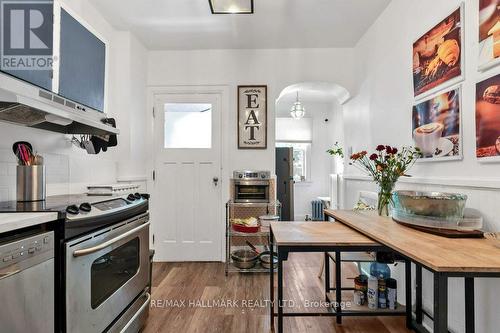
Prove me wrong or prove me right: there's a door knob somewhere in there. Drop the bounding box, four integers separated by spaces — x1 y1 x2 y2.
213 177 219 186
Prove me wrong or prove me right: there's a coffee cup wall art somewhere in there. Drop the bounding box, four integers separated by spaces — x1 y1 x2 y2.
476 73 500 160
413 7 463 99
479 0 500 71
412 87 462 161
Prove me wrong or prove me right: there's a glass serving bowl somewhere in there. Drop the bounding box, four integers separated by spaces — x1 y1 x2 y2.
392 191 467 221
392 207 483 231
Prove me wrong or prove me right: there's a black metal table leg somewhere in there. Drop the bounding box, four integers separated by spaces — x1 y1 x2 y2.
335 250 342 324
416 264 422 324
465 277 475 333
277 251 284 333
270 229 274 332
405 260 412 329
325 252 330 301
433 273 448 333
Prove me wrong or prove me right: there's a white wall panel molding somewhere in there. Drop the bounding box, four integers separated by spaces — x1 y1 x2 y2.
342 174 500 191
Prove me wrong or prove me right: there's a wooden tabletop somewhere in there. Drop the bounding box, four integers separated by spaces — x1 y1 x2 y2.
270 221 381 247
326 209 500 273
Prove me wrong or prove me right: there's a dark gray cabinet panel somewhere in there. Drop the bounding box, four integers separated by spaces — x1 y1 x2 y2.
0 1 53 91
1 67 52 91
59 9 105 112
275 147 294 221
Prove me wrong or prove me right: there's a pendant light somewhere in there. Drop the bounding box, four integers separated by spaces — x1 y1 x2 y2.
290 91 306 119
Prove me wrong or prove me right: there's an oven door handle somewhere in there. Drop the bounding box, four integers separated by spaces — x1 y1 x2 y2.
120 292 151 333
73 222 150 257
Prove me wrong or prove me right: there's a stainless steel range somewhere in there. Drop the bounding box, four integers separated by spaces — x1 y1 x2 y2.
63 194 150 333
0 193 151 333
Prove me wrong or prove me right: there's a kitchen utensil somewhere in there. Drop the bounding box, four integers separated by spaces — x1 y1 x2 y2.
17 165 46 201
246 242 277 269
12 141 33 155
245 240 260 254
232 223 260 233
13 142 34 166
260 253 278 269
231 249 258 269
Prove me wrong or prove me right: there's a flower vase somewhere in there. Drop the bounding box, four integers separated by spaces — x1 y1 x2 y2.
377 185 394 217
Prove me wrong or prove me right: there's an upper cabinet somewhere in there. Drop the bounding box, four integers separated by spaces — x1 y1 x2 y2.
0 2 54 91
0 3 106 113
58 9 106 112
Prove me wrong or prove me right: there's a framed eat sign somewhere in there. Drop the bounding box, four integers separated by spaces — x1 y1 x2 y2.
238 85 267 149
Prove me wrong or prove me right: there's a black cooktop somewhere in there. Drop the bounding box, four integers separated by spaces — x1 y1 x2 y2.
0 194 114 216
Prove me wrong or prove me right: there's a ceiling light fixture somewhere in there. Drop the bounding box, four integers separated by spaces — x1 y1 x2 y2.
290 91 306 119
208 0 254 14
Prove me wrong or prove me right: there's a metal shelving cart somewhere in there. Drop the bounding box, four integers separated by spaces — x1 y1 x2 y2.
225 200 281 275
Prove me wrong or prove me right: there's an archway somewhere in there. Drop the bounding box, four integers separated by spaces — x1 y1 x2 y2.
274 81 350 220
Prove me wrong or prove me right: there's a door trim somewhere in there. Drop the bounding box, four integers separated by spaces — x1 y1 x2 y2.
147 85 230 262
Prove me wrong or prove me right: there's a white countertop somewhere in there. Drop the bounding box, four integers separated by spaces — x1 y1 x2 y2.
0 212 58 234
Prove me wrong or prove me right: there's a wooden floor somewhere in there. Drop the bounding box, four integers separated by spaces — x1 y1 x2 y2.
143 253 414 333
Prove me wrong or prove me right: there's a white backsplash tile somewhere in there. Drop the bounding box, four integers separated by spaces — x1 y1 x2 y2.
0 145 117 201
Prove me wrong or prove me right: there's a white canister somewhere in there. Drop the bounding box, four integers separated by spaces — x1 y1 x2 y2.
259 215 280 227
367 276 378 309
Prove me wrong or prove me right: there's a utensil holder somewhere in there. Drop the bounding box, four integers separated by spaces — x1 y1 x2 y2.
17 165 46 202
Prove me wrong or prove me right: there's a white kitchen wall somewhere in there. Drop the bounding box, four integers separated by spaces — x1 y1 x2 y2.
147 49 357 206
0 0 148 199
341 1 500 332
145 47 355 255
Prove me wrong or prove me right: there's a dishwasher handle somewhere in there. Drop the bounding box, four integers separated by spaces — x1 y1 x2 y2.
0 269 21 280
73 222 150 257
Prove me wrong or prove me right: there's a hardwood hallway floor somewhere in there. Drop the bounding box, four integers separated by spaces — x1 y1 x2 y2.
143 253 414 333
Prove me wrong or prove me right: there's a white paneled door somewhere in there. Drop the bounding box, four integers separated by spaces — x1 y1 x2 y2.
153 93 222 261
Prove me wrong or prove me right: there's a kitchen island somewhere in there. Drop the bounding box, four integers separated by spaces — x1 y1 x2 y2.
325 209 500 333
269 221 411 333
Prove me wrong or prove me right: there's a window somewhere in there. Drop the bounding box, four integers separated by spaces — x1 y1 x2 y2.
276 142 311 182
164 103 212 148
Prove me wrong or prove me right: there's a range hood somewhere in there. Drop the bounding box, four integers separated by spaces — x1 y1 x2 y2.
0 74 119 136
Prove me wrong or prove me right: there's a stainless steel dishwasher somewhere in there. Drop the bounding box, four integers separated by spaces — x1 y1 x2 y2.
0 231 54 333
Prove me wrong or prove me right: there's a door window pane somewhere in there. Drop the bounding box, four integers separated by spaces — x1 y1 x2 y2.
164 103 212 148
91 238 139 309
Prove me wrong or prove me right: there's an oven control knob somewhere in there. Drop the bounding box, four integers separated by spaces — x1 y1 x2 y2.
66 205 79 215
261 174 266 179
79 202 92 212
127 194 136 201
134 193 142 200
238 174 243 178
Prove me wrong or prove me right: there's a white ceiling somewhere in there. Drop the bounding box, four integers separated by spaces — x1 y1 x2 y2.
89 0 391 50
